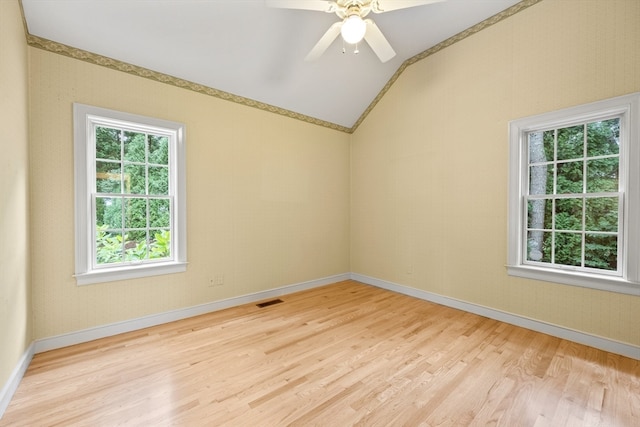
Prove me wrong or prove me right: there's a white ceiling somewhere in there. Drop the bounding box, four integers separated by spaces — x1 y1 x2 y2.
22 0 522 129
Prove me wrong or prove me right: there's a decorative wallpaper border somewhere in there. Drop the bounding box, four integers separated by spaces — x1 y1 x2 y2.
22 0 542 134
25 34 351 134
350 0 543 131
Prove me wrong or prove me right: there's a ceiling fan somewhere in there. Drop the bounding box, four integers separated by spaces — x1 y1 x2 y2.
266 0 444 63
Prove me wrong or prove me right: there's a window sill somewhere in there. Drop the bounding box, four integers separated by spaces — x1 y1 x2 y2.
75 261 187 286
507 265 640 296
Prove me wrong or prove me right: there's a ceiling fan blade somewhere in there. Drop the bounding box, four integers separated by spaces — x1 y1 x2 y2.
363 19 395 63
371 0 444 13
305 21 342 61
265 0 335 12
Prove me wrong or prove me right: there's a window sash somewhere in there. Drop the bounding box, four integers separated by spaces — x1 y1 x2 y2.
89 121 175 269
521 192 623 276
90 194 175 270
522 116 623 276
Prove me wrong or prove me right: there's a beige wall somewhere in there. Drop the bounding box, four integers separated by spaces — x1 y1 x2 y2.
351 0 640 346
29 49 350 339
0 0 32 388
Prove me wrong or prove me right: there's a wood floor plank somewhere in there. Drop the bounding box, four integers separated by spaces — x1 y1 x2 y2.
2 280 638 426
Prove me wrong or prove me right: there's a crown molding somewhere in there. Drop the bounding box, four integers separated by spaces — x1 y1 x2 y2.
21 0 542 135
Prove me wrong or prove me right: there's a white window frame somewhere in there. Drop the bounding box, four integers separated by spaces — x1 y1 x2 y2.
74 104 187 285
507 93 640 296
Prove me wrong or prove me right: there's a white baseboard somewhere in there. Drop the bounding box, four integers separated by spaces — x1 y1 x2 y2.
0 342 34 419
2 271 637 421
351 273 640 360
34 273 350 354
30 272 640 358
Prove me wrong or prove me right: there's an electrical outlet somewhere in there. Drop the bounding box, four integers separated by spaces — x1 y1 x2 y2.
208 274 225 287
214 274 224 286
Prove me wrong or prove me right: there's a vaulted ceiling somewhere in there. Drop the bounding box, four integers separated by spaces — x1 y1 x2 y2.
21 0 525 132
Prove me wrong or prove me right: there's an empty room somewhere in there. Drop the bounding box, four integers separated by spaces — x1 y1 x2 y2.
1 0 638 425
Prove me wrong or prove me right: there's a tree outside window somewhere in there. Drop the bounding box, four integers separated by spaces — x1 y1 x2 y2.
94 126 172 265
526 118 620 272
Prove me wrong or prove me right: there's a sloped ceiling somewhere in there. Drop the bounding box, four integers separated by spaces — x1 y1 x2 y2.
21 0 530 132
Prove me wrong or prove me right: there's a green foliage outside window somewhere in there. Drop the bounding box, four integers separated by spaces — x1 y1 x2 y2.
527 118 620 271
96 226 171 264
94 126 171 265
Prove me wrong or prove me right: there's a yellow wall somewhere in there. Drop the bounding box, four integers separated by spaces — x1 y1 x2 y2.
29 49 350 339
0 0 32 388
351 0 640 346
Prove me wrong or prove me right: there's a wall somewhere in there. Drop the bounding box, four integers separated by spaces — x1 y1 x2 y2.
351 0 640 346
29 49 350 339
0 0 32 396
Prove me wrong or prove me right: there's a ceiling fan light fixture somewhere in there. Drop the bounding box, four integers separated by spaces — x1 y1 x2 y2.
341 15 366 44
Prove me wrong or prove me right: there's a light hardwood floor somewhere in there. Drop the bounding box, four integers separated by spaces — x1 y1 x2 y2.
2 280 639 426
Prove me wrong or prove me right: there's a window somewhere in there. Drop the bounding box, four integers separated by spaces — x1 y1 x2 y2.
508 93 640 295
74 104 186 285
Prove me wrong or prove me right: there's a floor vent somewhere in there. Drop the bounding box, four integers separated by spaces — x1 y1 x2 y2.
256 299 284 308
